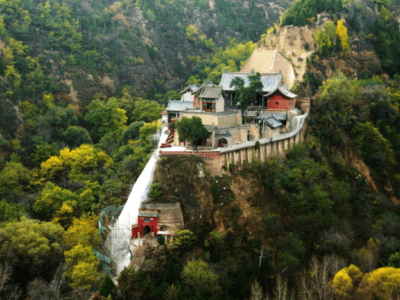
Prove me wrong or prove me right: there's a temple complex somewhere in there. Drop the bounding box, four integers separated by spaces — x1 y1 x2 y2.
164 68 304 150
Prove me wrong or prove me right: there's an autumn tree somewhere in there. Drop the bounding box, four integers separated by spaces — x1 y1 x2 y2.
64 244 100 289
331 264 363 299
63 215 101 289
33 181 78 219
0 217 65 287
336 20 350 55
63 215 100 248
38 144 112 184
185 24 198 41
171 229 197 253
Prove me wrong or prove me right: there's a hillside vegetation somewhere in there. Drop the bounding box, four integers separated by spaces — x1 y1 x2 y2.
1 0 400 298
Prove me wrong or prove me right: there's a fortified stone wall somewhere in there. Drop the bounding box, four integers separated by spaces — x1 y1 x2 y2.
162 110 309 175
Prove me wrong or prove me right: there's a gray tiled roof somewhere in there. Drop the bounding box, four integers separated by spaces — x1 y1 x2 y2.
166 100 193 111
219 72 282 93
259 112 287 121
199 87 222 99
278 85 297 98
203 125 216 132
139 212 158 217
244 110 258 117
264 85 297 99
264 117 283 128
180 84 199 94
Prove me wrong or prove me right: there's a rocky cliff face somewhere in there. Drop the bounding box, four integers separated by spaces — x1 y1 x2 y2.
257 13 383 97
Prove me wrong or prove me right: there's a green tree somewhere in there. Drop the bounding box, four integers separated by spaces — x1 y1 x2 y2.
0 217 65 287
0 161 31 200
119 121 144 145
32 138 60 165
98 273 117 299
63 126 92 148
171 229 197 252
33 181 78 218
181 260 221 299
85 98 127 142
131 100 165 123
176 117 209 151
37 106 77 141
0 199 23 223
117 266 152 299
230 72 263 114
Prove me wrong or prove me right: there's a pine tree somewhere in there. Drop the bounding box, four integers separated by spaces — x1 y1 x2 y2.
98 273 117 299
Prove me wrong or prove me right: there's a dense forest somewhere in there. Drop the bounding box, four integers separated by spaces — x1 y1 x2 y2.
1 0 400 298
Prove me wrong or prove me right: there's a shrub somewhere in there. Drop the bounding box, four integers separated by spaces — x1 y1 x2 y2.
149 183 162 199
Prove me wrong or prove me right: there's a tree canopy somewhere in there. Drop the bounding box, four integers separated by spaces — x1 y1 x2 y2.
176 116 209 151
85 98 127 142
230 72 263 113
0 217 65 287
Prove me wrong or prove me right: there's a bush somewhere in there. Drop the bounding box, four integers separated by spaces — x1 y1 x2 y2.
149 183 162 199
119 121 144 145
181 260 221 299
255 141 260 150
98 273 117 299
158 235 165 245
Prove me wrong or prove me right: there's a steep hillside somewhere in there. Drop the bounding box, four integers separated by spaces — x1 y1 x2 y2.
0 0 289 99
258 14 383 97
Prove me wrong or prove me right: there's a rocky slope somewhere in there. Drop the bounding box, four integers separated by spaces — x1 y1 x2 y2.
258 13 383 97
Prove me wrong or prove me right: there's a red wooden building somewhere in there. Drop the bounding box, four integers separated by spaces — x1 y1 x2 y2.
266 94 296 111
131 212 160 238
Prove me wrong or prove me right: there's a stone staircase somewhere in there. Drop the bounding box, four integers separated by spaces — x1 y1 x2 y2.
160 131 174 148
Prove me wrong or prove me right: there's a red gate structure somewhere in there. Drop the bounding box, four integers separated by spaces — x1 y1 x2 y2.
131 212 160 238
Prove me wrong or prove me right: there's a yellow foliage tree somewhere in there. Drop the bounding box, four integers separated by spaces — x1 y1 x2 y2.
332 264 363 299
39 144 112 183
336 20 350 55
63 215 100 248
185 24 198 41
359 267 400 299
33 181 78 218
43 93 54 109
52 201 77 229
64 244 100 289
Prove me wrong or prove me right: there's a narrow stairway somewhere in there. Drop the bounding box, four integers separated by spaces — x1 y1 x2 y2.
160 131 174 148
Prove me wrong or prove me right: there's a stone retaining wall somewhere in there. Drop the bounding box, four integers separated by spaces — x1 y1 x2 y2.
160 111 309 175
